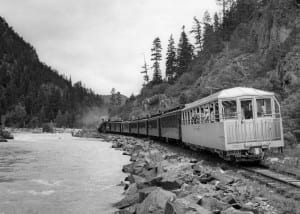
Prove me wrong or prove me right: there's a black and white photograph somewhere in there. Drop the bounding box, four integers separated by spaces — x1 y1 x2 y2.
0 0 300 213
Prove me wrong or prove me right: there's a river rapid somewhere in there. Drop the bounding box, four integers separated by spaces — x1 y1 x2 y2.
0 132 129 214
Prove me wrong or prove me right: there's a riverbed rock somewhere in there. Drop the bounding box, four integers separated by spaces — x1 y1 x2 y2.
125 183 138 196
122 160 146 175
136 188 175 214
211 171 235 185
0 136 7 142
114 193 140 209
126 174 146 184
199 195 231 212
165 197 212 214
138 186 158 202
221 207 254 214
1 130 13 139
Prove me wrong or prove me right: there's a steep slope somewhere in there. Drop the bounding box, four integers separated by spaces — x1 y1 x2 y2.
0 16 104 127
114 0 300 143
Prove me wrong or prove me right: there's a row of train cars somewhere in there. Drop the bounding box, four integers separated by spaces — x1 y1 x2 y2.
99 87 284 162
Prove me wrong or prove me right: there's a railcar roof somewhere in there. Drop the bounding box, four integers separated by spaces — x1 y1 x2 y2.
184 87 274 110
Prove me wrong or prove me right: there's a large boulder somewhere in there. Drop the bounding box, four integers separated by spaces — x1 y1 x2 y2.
165 197 211 214
122 160 146 175
0 136 7 142
199 196 231 212
221 207 254 214
114 193 140 209
149 175 184 191
126 174 146 184
136 188 175 214
124 183 138 196
138 186 158 202
211 171 235 185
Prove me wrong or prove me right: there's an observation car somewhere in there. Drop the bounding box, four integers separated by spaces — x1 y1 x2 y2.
99 87 284 162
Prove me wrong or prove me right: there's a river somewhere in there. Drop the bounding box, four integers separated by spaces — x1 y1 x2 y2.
0 132 129 214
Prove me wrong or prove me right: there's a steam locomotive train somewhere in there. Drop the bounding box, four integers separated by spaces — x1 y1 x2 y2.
100 87 284 161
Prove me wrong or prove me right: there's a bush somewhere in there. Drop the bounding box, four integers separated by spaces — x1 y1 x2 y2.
42 123 54 133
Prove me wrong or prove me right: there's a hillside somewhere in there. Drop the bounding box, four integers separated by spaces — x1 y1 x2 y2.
112 0 300 144
0 16 104 128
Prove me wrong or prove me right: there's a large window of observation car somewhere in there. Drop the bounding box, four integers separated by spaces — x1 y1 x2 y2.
215 102 220 122
274 100 280 118
241 100 253 119
222 100 237 119
256 98 272 117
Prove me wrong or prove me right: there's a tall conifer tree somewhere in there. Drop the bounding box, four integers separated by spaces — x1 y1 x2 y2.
175 26 193 78
165 35 176 82
190 17 202 56
141 56 149 86
151 37 162 84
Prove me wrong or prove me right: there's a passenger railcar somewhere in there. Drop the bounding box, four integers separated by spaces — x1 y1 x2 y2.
138 119 148 136
122 121 130 134
148 115 160 137
100 87 284 162
129 120 139 135
160 108 182 141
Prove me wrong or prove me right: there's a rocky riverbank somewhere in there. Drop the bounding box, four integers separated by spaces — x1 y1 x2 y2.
101 134 298 214
0 129 14 142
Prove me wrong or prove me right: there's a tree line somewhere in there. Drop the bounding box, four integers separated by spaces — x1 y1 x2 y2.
141 0 261 87
0 16 104 128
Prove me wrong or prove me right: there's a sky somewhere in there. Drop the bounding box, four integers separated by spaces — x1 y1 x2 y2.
0 0 218 96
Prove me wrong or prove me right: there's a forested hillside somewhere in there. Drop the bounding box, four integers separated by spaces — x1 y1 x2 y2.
0 17 104 128
112 0 300 144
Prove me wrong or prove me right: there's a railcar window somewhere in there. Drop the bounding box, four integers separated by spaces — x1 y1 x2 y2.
162 114 178 128
210 104 215 123
200 107 204 123
241 100 253 119
274 100 280 118
139 122 146 128
215 102 220 122
148 120 157 129
257 98 272 117
131 123 138 129
222 100 237 119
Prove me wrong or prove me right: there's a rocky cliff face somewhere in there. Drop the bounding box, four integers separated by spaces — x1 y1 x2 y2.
195 0 300 93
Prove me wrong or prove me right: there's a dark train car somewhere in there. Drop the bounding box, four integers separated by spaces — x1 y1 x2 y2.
160 110 182 140
129 120 139 134
122 121 130 134
138 119 148 136
111 122 121 133
148 115 160 137
98 121 110 133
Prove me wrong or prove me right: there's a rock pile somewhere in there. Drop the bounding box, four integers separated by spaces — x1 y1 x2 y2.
105 135 277 214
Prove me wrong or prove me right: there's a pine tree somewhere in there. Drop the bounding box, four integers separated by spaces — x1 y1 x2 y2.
110 88 116 105
175 26 193 78
213 13 220 32
151 37 162 84
190 17 202 56
215 0 232 22
141 56 149 86
116 91 122 105
165 35 176 82
202 11 224 57
202 11 214 55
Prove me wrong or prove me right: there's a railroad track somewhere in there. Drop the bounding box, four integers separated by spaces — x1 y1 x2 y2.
241 166 300 200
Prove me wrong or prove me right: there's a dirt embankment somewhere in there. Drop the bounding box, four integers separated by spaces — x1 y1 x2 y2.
102 134 296 214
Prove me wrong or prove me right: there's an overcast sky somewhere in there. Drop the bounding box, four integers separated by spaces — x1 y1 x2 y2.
0 0 217 96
